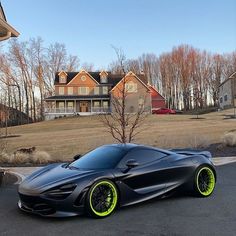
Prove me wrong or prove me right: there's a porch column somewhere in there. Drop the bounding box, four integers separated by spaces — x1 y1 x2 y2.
74 100 76 112
91 99 93 112
54 100 56 113
65 100 67 113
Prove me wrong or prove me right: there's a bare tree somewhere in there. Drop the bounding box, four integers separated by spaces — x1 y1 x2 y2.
81 62 94 71
208 54 224 106
100 47 149 143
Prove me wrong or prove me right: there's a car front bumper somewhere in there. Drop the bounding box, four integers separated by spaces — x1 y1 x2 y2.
18 192 85 217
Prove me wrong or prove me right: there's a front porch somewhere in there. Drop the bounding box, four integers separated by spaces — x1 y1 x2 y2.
44 98 111 119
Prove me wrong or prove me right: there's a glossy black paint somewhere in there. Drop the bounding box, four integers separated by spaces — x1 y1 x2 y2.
18 144 216 217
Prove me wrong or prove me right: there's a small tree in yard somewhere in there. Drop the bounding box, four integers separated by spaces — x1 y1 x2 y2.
99 47 150 143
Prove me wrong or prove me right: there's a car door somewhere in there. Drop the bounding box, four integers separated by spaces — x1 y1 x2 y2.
116 148 169 195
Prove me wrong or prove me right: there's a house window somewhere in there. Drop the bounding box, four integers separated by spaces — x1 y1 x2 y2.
94 87 100 95
79 87 89 95
67 102 74 110
102 86 108 94
101 75 107 83
220 97 223 103
125 81 137 93
59 87 64 95
94 101 100 107
58 102 65 111
224 95 228 101
81 75 86 81
103 101 109 108
68 87 73 95
59 74 66 83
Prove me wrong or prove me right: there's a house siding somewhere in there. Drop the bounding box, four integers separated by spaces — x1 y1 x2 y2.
219 75 236 109
111 73 151 113
149 86 166 110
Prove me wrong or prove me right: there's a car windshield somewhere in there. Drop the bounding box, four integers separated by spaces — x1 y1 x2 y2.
69 146 127 169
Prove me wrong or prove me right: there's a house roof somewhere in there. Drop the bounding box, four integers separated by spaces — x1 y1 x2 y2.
0 3 7 21
54 71 147 88
219 71 236 87
0 2 19 40
148 85 166 100
229 72 236 79
110 71 150 92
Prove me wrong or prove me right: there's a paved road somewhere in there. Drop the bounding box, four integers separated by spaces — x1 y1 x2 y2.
0 163 236 236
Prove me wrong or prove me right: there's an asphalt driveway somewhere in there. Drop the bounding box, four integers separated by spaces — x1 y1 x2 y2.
0 163 236 236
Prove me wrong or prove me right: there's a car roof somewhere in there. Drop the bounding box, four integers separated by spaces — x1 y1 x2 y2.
102 143 173 155
102 143 138 151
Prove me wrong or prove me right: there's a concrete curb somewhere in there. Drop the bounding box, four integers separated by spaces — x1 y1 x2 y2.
213 156 236 166
8 171 26 184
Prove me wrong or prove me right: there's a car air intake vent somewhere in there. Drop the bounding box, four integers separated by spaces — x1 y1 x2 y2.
74 189 87 207
44 183 77 200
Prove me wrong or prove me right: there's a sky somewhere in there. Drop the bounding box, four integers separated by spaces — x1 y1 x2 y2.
1 0 236 69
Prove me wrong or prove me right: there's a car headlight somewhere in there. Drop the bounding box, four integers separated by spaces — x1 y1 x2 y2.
44 183 77 200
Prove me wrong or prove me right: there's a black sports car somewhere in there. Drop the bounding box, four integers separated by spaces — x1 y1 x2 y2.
18 143 216 218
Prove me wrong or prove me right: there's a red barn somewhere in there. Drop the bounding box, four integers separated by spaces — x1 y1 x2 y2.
148 85 166 111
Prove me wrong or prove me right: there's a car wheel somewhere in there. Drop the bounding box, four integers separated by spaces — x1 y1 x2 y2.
194 166 216 197
86 179 118 218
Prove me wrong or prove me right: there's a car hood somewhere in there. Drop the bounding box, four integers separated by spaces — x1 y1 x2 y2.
19 163 100 195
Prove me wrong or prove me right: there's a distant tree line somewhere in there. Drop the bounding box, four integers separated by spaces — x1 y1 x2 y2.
0 37 80 125
109 45 236 111
0 38 236 127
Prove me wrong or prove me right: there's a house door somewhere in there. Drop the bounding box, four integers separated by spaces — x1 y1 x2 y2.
80 101 88 112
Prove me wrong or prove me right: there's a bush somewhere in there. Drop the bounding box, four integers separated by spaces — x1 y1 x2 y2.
0 152 9 163
0 150 54 165
31 151 53 164
9 152 29 164
222 130 236 147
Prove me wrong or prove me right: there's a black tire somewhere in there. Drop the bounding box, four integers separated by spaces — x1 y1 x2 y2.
193 165 216 197
85 179 118 218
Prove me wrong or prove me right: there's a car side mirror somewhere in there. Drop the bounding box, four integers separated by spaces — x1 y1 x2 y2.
73 154 81 161
126 159 139 169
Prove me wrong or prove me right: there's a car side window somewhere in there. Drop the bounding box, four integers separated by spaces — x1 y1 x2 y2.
117 149 167 168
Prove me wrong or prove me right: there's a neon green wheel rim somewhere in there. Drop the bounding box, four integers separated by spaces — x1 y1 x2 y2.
89 181 118 217
196 167 215 196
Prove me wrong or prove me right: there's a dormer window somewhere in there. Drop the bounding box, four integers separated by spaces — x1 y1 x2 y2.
58 71 67 83
100 71 108 83
59 74 67 83
101 74 107 83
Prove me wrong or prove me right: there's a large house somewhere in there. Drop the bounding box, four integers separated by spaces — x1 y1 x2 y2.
0 2 19 41
44 70 165 120
219 72 236 109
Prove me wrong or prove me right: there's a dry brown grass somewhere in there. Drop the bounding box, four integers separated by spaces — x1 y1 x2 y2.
2 109 236 161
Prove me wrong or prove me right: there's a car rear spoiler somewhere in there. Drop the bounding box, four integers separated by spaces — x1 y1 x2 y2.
170 149 212 159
